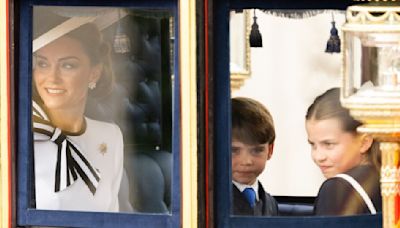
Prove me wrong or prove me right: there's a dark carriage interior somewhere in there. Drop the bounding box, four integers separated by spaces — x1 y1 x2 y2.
275 196 314 216
84 9 173 213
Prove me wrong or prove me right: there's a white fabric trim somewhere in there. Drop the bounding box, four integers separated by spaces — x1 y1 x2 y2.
33 101 48 120
60 139 67 190
34 122 53 132
335 173 377 214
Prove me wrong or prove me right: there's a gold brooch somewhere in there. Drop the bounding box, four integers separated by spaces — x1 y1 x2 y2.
99 143 107 155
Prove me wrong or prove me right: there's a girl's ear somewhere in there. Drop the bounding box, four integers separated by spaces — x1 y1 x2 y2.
267 143 274 160
359 134 374 154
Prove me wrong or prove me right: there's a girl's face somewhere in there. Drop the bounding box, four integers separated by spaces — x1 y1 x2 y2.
34 36 101 113
305 118 369 178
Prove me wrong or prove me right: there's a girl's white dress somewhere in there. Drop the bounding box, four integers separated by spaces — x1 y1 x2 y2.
34 117 124 212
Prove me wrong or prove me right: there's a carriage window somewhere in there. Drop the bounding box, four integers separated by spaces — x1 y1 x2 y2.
229 9 346 216
18 3 177 227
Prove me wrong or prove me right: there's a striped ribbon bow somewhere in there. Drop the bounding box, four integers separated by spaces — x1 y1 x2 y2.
32 101 100 195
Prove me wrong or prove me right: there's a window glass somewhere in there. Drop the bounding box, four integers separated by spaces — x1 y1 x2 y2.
216 2 382 227
32 5 174 213
229 9 365 216
18 3 177 227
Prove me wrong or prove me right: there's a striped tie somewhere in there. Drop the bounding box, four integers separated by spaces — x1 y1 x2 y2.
32 100 101 195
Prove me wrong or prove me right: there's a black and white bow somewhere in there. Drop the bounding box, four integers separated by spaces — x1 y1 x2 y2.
32 101 100 195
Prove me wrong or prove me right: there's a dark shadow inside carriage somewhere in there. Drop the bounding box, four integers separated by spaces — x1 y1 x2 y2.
274 196 314 216
84 9 173 214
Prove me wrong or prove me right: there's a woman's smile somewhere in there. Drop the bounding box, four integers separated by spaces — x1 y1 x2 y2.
46 88 66 94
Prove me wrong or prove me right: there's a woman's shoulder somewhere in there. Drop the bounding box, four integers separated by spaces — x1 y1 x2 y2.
85 117 122 133
82 117 124 158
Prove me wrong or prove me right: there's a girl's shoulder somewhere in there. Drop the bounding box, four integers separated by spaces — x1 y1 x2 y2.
320 176 353 193
319 165 379 195
345 165 380 183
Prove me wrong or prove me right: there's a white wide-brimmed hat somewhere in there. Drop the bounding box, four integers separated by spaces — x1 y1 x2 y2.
32 6 124 52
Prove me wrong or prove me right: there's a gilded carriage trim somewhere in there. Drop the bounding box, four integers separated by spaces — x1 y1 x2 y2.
179 0 198 227
381 166 400 196
0 0 11 227
379 142 400 228
341 4 400 226
230 10 251 91
346 5 400 25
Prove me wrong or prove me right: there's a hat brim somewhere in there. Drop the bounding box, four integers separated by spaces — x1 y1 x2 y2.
32 6 124 52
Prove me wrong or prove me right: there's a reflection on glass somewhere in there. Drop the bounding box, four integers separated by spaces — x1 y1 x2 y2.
378 46 400 90
344 31 400 97
32 6 173 213
230 9 346 216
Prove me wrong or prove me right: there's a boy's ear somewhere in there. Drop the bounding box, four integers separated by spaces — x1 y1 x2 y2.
359 134 373 154
267 143 274 160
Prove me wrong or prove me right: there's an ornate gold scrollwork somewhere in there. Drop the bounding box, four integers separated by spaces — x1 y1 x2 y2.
230 10 251 91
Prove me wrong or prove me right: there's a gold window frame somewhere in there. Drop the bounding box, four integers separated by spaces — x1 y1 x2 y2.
0 0 11 227
230 10 251 90
179 0 198 227
0 0 199 227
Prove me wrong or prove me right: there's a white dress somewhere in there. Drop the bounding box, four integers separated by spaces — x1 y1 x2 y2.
34 117 124 212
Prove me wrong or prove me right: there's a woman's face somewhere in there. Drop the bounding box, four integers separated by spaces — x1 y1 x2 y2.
34 36 101 112
305 118 367 178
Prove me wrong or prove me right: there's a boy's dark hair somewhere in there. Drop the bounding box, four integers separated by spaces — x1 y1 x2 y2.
232 97 275 145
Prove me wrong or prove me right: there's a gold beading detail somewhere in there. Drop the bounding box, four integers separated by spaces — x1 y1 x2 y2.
380 143 400 197
381 142 400 151
346 5 400 25
381 166 400 196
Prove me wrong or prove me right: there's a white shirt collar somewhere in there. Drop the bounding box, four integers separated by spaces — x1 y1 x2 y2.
232 180 260 201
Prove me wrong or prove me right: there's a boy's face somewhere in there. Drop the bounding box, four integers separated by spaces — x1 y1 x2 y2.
231 139 274 185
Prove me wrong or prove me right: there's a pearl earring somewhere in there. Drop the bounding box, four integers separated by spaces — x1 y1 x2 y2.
88 82 97 90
